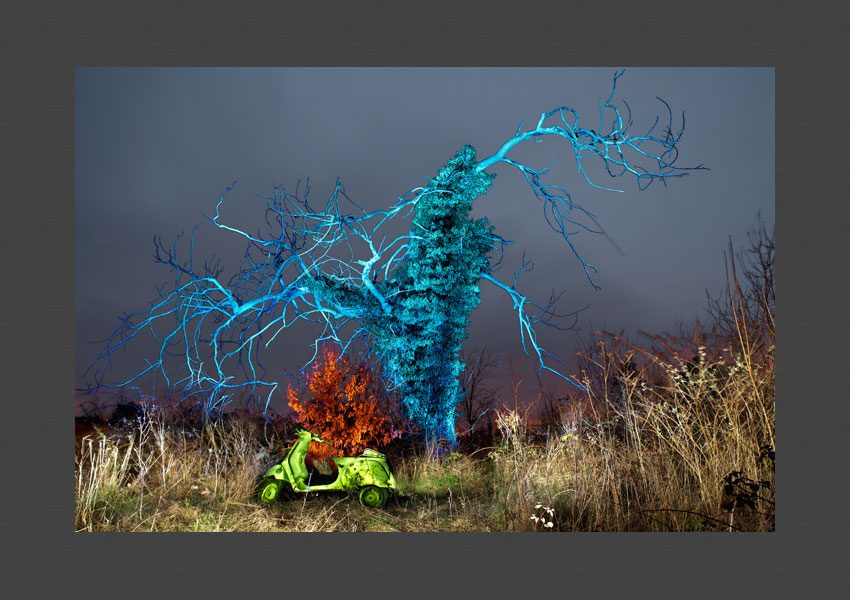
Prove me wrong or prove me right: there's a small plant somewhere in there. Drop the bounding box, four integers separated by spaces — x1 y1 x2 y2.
530 504 555 530
720 444 774 531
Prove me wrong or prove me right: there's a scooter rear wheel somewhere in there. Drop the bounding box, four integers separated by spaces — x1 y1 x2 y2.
358 485 389 508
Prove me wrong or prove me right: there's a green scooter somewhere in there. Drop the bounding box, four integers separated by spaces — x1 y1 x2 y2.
257 427 397 508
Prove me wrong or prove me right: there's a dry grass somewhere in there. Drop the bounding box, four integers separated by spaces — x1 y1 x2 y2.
76 346 774 533
484 344 775 532
75 409 278 532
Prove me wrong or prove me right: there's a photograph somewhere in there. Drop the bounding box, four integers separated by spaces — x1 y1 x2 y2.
74 67 775 532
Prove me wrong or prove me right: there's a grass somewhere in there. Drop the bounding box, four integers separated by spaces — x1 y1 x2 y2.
75 341 774 532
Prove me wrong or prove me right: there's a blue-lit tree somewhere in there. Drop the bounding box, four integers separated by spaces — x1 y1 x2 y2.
88 71 703 446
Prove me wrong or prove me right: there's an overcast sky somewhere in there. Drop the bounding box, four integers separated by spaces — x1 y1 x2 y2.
76 68 774 409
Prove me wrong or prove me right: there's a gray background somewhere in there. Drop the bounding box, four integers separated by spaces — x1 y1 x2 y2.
76 67 774 408
3 0 848 598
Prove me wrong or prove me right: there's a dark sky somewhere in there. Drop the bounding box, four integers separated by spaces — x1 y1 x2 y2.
76 68 774 409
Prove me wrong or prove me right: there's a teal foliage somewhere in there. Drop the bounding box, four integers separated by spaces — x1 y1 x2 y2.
368 145 495 445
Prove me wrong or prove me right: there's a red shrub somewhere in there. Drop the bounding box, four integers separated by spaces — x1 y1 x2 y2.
287 348 399 461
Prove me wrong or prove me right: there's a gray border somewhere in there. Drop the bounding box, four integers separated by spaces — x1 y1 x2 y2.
2 1 847 598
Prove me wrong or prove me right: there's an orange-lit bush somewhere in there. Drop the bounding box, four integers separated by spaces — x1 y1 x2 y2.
287 348 399 462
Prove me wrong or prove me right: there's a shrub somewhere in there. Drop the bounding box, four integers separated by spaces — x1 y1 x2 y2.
287 348 400 461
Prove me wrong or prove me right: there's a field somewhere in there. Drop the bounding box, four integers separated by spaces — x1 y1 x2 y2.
75 339 774 533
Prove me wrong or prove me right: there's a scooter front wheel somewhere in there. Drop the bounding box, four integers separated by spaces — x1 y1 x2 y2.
358 485 389 508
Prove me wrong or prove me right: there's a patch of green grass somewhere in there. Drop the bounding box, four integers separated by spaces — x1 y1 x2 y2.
401 472 460 497
88 483 139 527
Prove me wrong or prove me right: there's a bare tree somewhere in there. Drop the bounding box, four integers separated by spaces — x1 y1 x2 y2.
457 347 499 435
706 214 775 359
537 386 568 431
